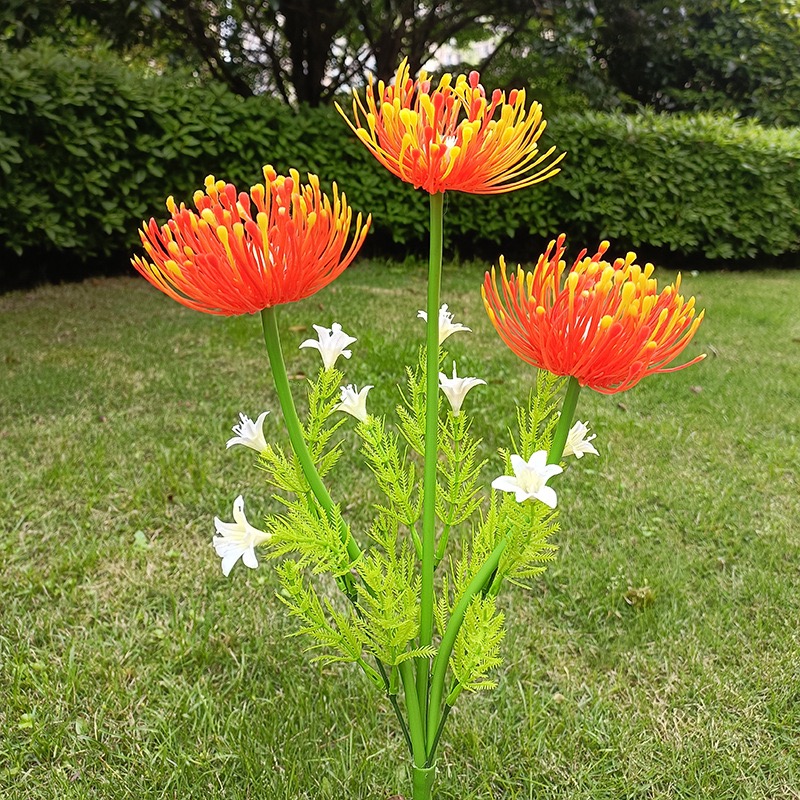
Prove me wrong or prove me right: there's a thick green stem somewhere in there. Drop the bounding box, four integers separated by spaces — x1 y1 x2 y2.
417 191 444 728
399 661 428 769
426 538 508 756
412 763 436 800
260 306 362 567
548 375 582 464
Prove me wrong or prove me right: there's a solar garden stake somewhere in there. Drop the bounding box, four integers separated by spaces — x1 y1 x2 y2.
133 60 704 800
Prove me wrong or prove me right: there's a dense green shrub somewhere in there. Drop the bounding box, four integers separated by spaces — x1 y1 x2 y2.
1 43 799 284
550 113 800 260
0 43 423 273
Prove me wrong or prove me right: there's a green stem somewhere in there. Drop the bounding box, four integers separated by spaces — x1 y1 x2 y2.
426 538 508 756
417 191 444 728
399 660 428 770
375 660 414 757
434 524 450 566
260 306 363 569
355 656 383 688
426 702 451 768
412 763 436 800
548 375 582 464
410 524 423 560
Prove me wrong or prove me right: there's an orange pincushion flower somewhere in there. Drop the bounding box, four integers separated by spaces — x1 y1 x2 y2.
337 59 564 195
482 235 705 394
132 167 370 316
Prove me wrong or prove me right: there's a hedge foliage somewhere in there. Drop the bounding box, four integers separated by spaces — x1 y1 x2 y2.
2 43 799 280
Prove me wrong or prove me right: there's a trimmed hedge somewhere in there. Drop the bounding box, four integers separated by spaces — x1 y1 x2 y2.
1 43 799 284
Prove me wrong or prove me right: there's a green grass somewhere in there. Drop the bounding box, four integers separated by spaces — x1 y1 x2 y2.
1 262 799 799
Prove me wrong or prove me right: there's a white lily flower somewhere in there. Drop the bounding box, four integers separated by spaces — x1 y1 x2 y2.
299 322 357 371
438 362 485 416
562 420 599 459
491 451 563 508
417 304 471 344
335 384 373 422
213 495 271 577
226 411 269 452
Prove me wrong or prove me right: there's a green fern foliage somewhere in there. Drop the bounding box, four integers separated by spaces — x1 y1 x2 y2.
257 348 568 734
258 442 307 494
365 507 403 555
447 595 505 701
275 561 383 688
358 416 421 533
356 549 436 666
494 497 559 587
266 497 354 576
304 367 346 474
510 371 564 461
257 368 345 493
396 345 445 456
444 506 503 608
436 412 486 531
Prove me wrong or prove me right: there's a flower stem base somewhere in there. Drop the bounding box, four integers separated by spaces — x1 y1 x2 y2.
412 764 436 800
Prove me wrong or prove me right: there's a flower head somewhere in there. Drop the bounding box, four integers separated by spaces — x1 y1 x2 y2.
482 235 705 394
213 495 271 577
418 304 471 344
132 167 370 316
226 411 270 452
338 60 564 195
335 384 373 422
562 420 599 459
491 452 563 507
438 362 485 416
299 323 357 371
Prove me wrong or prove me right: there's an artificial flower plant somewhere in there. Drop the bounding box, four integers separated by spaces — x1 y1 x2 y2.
133 59 704 800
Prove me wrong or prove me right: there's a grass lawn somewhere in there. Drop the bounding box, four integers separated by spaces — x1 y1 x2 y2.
1 260 799 799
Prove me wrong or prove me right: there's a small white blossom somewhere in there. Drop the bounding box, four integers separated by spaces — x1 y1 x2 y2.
491 452 563 508
417 304 471 344
442 135 458 164
213 495 271 577
226 411 269 452
438 362 485 416
299 323 357 371
335 384 373 422
562 420 599 459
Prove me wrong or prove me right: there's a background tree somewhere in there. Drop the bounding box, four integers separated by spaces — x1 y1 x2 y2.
1 0 538 106
675 0 800 125
506 0 800 124
3 0 799 122
441 0 799 124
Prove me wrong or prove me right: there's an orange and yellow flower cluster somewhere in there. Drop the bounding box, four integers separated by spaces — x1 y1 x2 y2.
132 168 369 316
339 59 564 195
132 62 705 392
482 235 705 394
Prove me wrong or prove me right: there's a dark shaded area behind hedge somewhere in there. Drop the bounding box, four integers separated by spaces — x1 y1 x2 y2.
1 45 799 289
